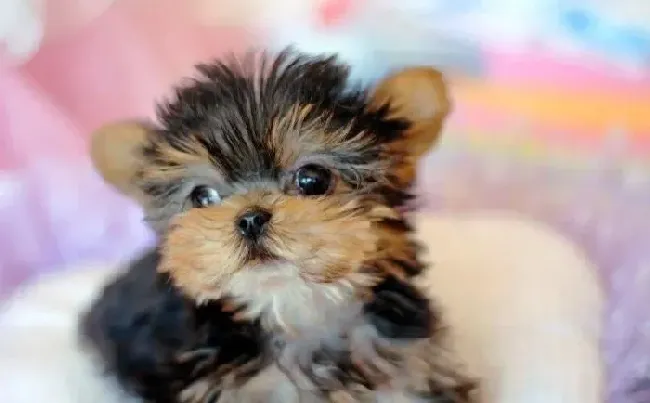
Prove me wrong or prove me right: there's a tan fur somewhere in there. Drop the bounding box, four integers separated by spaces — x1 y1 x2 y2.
269 104 384 179
89 120 152 202
268 104 318 168
369 67 451 187
373 219 420 280
159 192 394 333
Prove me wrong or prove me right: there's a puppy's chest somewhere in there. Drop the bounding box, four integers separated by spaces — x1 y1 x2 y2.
178 279 469 403
224 267 361 333
180 282 365 402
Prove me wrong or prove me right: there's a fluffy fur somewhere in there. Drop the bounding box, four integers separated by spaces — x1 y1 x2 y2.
80 48 476 402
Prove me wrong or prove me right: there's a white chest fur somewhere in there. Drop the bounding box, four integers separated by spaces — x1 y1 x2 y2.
223 262 360 334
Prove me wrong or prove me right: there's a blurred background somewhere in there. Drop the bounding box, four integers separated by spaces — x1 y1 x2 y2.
0 0 648 401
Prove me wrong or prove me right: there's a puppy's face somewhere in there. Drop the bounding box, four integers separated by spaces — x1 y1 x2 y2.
91 50 450 329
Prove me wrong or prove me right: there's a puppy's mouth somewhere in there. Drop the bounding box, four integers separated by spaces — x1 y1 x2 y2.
244 243 279 263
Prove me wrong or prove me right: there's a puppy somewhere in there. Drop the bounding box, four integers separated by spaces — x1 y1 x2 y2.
81 48 477 402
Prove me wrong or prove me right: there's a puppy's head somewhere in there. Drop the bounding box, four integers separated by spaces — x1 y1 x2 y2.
91 49 450 327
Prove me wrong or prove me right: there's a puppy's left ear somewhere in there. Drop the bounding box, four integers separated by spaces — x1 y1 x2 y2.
369 66 451 186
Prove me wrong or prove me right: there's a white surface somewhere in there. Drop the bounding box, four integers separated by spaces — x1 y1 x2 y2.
416 211 604 403
0 212 604 402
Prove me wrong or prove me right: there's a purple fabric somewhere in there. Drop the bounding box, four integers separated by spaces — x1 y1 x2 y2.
0 157 153 297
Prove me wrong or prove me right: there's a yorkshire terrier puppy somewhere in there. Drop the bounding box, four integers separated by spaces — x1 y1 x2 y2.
81 48 478 403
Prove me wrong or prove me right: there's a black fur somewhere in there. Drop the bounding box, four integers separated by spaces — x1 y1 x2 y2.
365 274 436 340
80 252 433 402
154 49 406 173
80 250 266 402
141 48 412 209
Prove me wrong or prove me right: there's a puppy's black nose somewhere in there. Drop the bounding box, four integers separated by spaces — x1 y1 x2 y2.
237 209 271 240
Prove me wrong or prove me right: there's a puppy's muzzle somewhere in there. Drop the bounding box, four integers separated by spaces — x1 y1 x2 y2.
237 208 272 241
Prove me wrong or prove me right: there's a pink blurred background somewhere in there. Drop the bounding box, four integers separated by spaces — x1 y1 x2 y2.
1 1 649 402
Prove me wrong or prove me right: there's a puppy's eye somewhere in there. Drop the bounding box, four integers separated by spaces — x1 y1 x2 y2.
295 164 333 196
190 186 221 208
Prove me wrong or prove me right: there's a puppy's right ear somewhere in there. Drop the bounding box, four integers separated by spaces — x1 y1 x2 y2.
90 120 154 204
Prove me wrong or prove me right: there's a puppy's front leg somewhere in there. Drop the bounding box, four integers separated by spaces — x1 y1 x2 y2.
275 275 477 402
351 275 478 402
